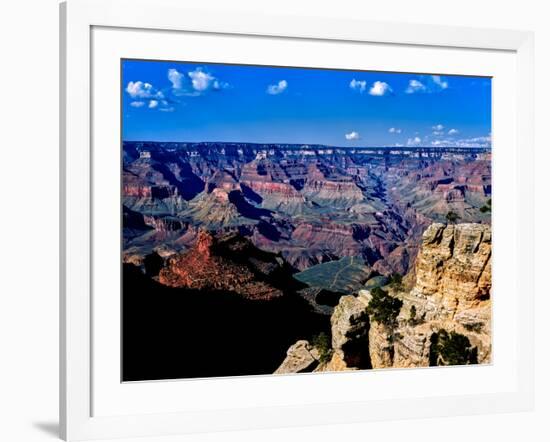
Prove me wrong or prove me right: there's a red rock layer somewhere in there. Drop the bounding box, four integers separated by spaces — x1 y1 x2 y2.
158 231 283 300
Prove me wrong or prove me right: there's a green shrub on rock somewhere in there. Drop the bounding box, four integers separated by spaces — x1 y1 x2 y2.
429 330 478 366
366 287 403 329
311 332 333 364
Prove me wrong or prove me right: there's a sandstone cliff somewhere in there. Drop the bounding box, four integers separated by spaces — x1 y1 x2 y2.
275 222 492 374
392 222 492 368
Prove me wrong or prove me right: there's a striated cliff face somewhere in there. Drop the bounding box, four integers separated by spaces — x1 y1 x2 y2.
392 222 492 367
301 163 365 207
275 222 492 374
410 223 491 316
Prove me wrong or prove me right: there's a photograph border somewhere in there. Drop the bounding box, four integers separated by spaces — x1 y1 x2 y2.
60 0 534 440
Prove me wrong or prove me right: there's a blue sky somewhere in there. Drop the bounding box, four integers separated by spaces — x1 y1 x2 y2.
122 59 491 148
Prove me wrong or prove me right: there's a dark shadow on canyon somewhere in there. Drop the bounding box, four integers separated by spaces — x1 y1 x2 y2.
122 264 330 381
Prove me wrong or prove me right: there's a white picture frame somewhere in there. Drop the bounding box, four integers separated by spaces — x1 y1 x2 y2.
60 0 535 440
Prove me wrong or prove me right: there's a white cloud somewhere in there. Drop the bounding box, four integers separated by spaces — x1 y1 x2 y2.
168 67 228 96
405 76 449 94
407 136 422 146
126 81 151 98
389 127 402 134
188 68 217 92
167 68 184 89
126 81 177 112
369 81 392 96
448 128 459 135
427 134 491 148
432 124 445 131
350 79 367 93
456 135 491 147
345 131 360 140
266 80 288 95
405 79 426 94
126 81 163 100
432 75 449 90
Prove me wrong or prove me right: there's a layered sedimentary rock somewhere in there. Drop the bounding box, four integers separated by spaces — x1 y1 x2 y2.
122 153 204 216
240 160 306 212
123 143 491 281
410 223 491 313
386 159 491 223
392 223 492 367
279 222 492 374
183 189 243 227
158 230 292 300
301 163 364 207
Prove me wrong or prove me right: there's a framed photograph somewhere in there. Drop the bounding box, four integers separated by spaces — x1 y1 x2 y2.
60 0 534 440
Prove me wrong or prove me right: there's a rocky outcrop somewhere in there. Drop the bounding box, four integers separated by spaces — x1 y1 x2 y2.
410 223 491 316
183 189 243 227
286 222 492 373
276 293 371 375
367 319 394 369
325 293 372 370
274 340 319 374
158 231 294 300
331 295 368 352
392 223 492 367
315 352 352 372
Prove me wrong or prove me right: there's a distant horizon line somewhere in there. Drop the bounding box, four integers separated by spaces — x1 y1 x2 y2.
122 140 492 150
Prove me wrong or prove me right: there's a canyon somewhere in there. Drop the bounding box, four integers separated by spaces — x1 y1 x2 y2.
121 141 491 380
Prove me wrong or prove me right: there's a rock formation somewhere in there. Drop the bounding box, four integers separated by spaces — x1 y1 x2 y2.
158 230 295 300
277 222 492 373
274 340 319 374
392 222 492 367
328 293 372 369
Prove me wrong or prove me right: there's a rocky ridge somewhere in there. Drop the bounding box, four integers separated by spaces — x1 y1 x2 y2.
158 230 297 300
